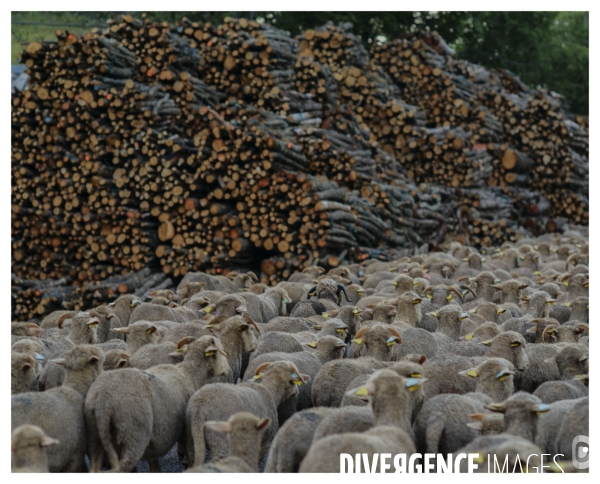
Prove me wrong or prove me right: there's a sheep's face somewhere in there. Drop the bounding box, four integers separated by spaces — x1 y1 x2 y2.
484 332 528 371
353 325 401 361
255 361 310 400
307 336 346 360
11 353 36 394
123 323 158 346
462 358 515 400
555 345 589 378
238 322 259 353
486 392 549 431
187 336 230 377
54 345 104 373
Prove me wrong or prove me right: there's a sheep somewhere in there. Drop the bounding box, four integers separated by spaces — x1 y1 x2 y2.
467 302 509 324
564 296 589 323
421 284 464 307
186 412 271 473
414 358 515 456
306 277 351 306
349 324 402 360
341 360 426 423
11 424 59 473
246 282 269 294
552 343 589 378
203 294 262 323
555 397 589 462
11 352 41 395
460 272 502 309
467 412 505 435
299 370 422 472
250 320 348 361
363 271 398 290
289 299 328 318
129 301 198 324
532 377 588 403
85 335 229 472
462 321 502 342
179 271 234 292
11 321 44 337
534 397 587 455
541 322 588 344
89 305 124 342
275 281 309 311
261 316 317 334
311 358 390 408
391 291 423 327
288 265 325 283
12 345 104 472
320 305 363 338
105 294 141 326
185 360 310 467
392 327 439 359
311 406 375 443
426 305 468 342
517 343 561 392
243 336 347 420
11 339 45 375
340 283 366 306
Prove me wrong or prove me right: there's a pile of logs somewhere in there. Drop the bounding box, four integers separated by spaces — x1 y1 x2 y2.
11 16 588 319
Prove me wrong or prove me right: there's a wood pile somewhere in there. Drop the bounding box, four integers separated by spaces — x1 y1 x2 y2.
11 16 588 319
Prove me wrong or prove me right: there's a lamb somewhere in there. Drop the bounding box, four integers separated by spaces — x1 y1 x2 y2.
129 301 198 324
12 345 104 472
185 412 271 473
185 360 310 467
243 336 346 418
11 424 59 473
414 358 515 456
85 335 229 472
299 370 421 472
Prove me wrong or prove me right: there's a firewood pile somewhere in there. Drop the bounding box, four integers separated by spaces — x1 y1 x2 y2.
11 15 588 320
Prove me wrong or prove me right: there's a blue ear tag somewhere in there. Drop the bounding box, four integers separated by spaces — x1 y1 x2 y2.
35 353 45 361
386 336 396 346
291 373 299 379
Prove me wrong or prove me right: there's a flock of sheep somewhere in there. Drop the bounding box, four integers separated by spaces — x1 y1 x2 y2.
11 229 589 473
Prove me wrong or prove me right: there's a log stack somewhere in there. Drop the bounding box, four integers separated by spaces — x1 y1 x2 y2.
11 16 588 320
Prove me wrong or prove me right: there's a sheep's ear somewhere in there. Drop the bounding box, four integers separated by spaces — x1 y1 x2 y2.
418 355 427 365
255 418 271 431
40 436 59 447
117 358 129 368
204 346 218 357
22 362 33 371
467 422 483 430
87 317 100 328
307 341 317 348
176 337 197 350
88 355 100 365
113 327 130 334
486 403 506 413
50 358 65 366
300 374 311 382
254 362 271 377
146 326 157 335
525 326 538 334
532 403 551 414
205 421 233 434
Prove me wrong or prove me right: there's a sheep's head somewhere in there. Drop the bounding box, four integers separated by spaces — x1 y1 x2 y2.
353 325 401 361
428 305 468 339
481 331 528 371
306 335 347 360
485 392 549 437
459 357 515 401
204 411 271 437
251 361 310 400
11 425 59 455
208 295 247 318
173 335 229 377
10 322 44 337
114 322 158 346
205 315 260 353
50 345 104 374
103 350 130 370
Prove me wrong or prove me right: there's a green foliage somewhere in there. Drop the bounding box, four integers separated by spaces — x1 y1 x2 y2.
11 11 588 114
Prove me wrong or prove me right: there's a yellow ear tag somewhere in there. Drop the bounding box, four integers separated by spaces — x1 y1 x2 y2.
392 281 398 286
336 328 346 333
205 351 215 357
357 291 364 295
353 338 363 345
308 292 316 296
307 342 317 348
355 387 369 396
203 306 212 313
510 343 520 347
446 294 453 301
498 375 506 382
465 333 473 340
408 385 418 392
293 380 303 386
427 294 433 299
323 313 330 318
146 328 155 334
88 322 99 327
467 370 478 378
410 373 422 378
562 281 569 286
473 453 485 464
584 283 589 288
253 373 262 380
